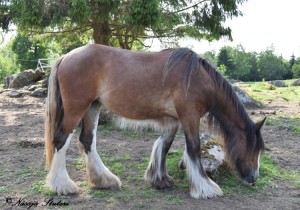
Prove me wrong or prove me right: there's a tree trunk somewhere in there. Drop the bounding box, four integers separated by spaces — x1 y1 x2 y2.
92 21 111 45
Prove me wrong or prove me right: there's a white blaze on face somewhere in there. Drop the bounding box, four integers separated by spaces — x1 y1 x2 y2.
255 151 261 179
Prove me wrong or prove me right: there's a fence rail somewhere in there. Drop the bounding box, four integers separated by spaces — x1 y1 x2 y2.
37 58 57 71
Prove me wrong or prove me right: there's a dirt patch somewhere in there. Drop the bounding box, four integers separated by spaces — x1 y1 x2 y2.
0 93 299 210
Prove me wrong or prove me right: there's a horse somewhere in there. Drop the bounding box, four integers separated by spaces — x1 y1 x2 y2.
44 44 266 199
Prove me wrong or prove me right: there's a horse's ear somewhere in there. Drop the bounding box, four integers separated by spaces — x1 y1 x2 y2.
255 117 267 130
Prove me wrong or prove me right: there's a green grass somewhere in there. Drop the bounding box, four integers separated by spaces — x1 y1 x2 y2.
72 157 86 171
238 80 300 105
165 195 185 205
94 189 113 197
265 115 300 135
162 150 300 196
32 181 55 196
215 153 300 195
0 186 10 193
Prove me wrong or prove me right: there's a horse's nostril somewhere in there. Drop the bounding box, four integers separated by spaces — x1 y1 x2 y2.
251 175 254 183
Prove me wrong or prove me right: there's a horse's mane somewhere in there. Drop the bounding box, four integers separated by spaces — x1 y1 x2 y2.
163 48 264 155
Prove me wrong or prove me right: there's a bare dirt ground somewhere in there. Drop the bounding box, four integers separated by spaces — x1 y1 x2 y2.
0 93 299 210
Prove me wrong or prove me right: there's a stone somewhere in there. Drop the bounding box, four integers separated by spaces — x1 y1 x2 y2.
7 90 24 98
98 110 113 125
232 85 261 108
179 132 225 177
10 69 43 88
39 78 49 88
290 79 300 86
28 85 38 91
30 88 47 98
268 80 288 87
4 74 16 87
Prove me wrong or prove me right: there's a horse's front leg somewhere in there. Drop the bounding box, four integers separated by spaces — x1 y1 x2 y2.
181 119 223 199
145 125 178 189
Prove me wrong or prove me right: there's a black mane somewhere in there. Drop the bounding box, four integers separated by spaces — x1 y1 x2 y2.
163 48 264 154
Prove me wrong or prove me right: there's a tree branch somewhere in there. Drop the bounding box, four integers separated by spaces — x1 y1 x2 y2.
169 0 210 14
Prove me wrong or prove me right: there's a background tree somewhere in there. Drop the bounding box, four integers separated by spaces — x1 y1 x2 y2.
283 54 295 79
257 49 288 81
5 0 247 49
11 34 49 70
230 45 251 80
0 0 12 31
0 40 19 82
292 57 300 78
247 52 260 81
217 46 235 77
202 50 218 67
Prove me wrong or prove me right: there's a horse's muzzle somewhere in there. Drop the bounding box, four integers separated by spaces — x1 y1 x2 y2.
242 170 258 186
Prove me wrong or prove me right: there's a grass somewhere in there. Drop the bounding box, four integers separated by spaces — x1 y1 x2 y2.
165 195 185 205
32 181 55 196
265 115 300 135
237 80 300 105
215 153 300 195
98 121 160 140
0 186 9 193
162 150 300 196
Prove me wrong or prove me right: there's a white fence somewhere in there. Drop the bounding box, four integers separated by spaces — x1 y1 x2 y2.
37 58 57 71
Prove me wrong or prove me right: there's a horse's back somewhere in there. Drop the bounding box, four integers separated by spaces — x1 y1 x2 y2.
56 44 179 120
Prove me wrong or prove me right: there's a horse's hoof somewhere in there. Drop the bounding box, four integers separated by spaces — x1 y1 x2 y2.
88 170 122 190
151 175 175 189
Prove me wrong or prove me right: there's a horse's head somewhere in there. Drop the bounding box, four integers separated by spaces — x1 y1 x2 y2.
233 117 266 186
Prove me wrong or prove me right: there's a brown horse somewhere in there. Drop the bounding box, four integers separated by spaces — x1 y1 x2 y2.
44 44 266 199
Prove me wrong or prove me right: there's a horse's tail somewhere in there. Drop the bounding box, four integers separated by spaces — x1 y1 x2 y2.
44 56 64 169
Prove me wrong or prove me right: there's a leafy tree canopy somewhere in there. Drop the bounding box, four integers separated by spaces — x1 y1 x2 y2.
1 0 247 49
292 57 300 78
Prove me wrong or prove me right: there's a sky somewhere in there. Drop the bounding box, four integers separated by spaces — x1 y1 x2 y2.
1 0 299 59
150 0 300 59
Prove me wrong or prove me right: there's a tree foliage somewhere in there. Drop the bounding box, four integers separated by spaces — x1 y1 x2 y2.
11 34 49 70
0 40 19 82
0 0 11 30
215 45 294 81
292 57 300 78
3 0 247 49
257 50 288 81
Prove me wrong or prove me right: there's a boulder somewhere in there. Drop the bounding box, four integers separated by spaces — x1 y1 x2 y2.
4 74 16 87
7 90 24 98
9 69 43 88
98 110 113 125
268 80 288 87
232 85 261 108
179 132 225 177
290 79 300 86
39 78 49 88
30 88 47 98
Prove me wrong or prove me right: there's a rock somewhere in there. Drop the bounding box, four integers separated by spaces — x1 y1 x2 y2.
10 69 43 88
28 85 38 91
268 80 288 87
7 90 24 98
179 132 225 177
264 83 276 90
39 78 49 88
4 74 16 87
232 85 261 108
98 110 113 125
290 79 300 86
30 88 47 98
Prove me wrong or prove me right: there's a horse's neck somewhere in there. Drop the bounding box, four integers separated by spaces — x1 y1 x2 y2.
211 94 247 133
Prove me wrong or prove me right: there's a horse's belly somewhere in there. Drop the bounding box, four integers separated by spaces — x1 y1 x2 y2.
100 93 177 120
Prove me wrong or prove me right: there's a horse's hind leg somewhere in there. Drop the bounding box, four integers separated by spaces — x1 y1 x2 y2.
179 114 223 199
79 101 121 189
145 121 178 189
46 124 79 195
